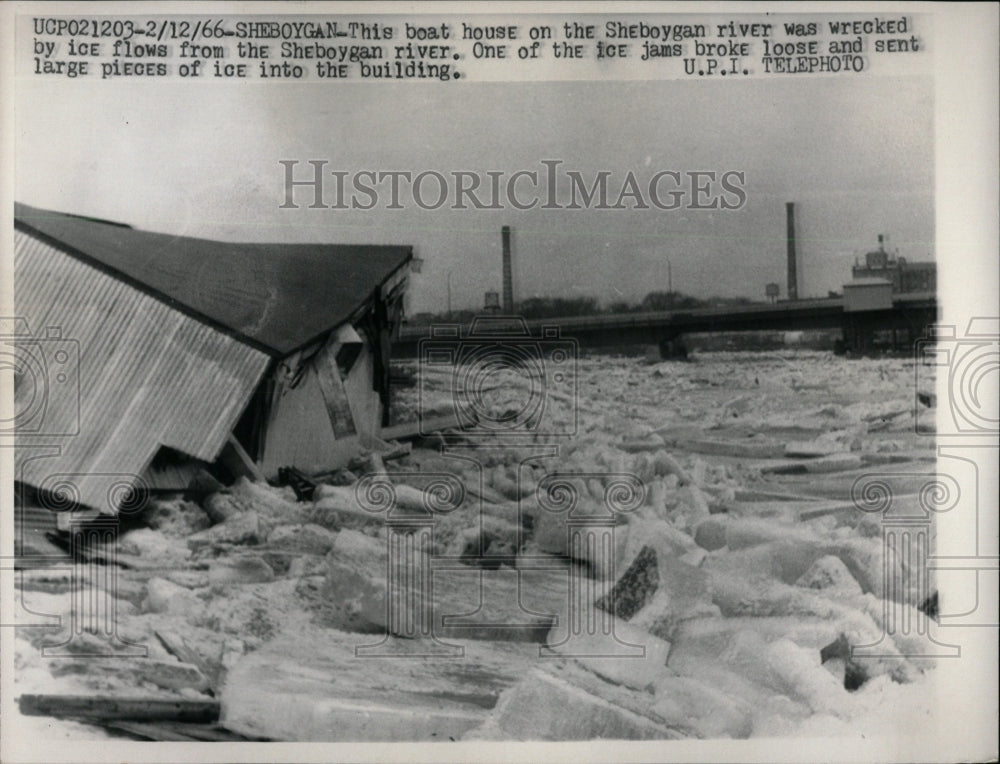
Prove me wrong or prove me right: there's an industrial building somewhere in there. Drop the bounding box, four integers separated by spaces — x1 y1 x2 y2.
12 203 413 512
850 235 936 294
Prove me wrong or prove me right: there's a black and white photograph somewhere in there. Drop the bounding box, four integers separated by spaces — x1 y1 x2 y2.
1 2 997 762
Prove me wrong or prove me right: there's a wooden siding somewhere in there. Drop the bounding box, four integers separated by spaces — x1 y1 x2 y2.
13 231 271 511
343 344 381 448
257 335 368 479
257 323 387 479
258 355 353 478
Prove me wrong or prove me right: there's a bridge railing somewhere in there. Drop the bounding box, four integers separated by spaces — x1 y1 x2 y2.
397 296 852 341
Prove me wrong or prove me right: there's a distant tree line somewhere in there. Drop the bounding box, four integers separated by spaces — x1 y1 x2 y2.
406 291 761 325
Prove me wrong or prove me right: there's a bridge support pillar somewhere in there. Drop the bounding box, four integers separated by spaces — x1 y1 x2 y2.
658 334 689 360
842 314 877 356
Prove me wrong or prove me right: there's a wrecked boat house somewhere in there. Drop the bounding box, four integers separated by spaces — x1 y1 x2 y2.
14 203 413 513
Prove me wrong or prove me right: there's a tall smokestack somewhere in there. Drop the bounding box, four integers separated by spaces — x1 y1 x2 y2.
501 225 514 313
786 202 798 301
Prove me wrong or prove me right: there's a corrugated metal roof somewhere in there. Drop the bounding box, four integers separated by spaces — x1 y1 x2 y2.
14 230 272 512
14 203 412 357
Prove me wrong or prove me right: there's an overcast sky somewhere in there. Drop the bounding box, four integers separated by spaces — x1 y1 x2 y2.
16 72 933 312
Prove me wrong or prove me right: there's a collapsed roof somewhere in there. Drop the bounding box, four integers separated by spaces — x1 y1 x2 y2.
14 202 413 356
13 202 413 511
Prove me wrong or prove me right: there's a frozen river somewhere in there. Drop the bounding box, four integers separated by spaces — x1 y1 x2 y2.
13 349 947 741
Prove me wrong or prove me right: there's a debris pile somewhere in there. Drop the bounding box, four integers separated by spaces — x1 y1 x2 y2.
13 350 942 741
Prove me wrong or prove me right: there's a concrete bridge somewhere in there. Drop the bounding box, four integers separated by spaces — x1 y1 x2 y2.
394 292 937 359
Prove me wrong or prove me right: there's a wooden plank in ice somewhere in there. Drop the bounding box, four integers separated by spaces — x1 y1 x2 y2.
381 413 462 441
760 453 863 475
784 440 842 458
98 721 264 742
775 461 937 500
733 488 826 502
663 437 786 458
17 694 219 723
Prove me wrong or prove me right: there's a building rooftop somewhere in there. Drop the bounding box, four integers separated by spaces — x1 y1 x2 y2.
14 203 412 356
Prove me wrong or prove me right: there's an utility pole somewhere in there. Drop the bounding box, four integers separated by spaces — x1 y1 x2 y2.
786 202 798 301
446 270 453 317
664 257 673 309
501 226 513 313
